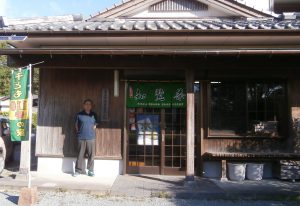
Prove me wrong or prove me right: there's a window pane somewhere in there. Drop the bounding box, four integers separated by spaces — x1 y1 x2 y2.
247 83 286 137
165 135 172 145
145 156 153 166
210 82 247 136
165 146 172 156
136 146 144 156
153 157 160 166
165 157 172 167
173 146 181 156
173 158 181 167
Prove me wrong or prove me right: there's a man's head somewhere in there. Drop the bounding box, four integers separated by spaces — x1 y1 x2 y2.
83 99 93 112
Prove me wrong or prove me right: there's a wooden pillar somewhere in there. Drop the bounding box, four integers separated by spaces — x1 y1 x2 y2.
221 160 228 181
185 69 195 181
160 109 166 175
123 82 128 175
198 81 206 176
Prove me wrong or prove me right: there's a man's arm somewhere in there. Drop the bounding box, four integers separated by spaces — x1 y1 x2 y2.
94 112 99 129
75 123 79 133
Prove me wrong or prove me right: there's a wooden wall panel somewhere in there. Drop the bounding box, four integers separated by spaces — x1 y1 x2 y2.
96 129 121 158
36 68 124 159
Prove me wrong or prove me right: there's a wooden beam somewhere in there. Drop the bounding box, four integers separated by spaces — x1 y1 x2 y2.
185 68 195 181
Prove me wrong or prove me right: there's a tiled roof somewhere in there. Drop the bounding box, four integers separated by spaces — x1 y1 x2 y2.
1 19 300 32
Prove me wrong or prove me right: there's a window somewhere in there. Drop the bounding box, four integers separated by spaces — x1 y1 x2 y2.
209 81 286 137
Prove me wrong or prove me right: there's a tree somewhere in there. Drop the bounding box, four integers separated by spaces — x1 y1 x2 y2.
0 42 39 96
0 42 11 96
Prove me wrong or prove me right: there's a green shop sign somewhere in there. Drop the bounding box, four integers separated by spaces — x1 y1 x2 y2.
127 82 186 108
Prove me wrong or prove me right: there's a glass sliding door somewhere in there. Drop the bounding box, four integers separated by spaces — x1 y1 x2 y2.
127 107 187 175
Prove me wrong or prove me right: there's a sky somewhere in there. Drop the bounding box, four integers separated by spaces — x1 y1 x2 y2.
0 0 121 18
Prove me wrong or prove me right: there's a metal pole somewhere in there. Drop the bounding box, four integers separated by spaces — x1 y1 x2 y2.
27 64 33 188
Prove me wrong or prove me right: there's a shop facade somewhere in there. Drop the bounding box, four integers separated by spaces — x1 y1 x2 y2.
1 0 300 180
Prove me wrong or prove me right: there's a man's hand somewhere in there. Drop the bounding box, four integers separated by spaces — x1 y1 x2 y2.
75 124 79 133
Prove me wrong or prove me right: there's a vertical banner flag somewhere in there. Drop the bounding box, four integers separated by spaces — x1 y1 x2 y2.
9 67 30 141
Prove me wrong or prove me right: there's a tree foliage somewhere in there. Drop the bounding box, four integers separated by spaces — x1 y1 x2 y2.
0 42 39 96
0 43 11 96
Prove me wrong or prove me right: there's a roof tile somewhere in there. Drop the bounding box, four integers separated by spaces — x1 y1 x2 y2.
1 19 300 32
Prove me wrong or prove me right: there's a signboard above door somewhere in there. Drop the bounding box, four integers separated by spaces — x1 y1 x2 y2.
127 82 186 108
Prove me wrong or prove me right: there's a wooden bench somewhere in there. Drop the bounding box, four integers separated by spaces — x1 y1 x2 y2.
203 152 300 181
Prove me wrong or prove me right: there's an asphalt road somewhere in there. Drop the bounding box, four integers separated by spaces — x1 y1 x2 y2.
0 191 299 206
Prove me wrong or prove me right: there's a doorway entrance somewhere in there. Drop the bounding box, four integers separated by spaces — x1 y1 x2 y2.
127 107 187 175
125 82 188 175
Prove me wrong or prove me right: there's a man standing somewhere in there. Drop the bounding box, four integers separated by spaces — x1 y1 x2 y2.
73 99 98 177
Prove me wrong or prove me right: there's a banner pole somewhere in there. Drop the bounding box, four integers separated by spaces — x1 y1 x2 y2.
27 64 33 188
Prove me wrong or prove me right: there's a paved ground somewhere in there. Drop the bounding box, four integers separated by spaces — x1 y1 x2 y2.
111 175 225 198
111 175 300 199
0 170 115 192
0 190 299 206
0 168 300 205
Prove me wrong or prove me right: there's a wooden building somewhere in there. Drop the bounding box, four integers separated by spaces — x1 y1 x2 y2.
1 0 300 180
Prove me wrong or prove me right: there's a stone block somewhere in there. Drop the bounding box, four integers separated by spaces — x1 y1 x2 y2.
18 187 38 206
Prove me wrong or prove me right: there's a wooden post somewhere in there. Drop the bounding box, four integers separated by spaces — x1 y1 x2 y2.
123 81 128 175
160 109 166 175
199 81 206 176
221 160 228 181
20 65 33 177
185 69 195 181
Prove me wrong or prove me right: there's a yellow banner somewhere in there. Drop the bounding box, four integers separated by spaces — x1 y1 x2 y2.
9 99 29 120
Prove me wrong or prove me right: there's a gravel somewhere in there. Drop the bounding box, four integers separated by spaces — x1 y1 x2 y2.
0 190 299 206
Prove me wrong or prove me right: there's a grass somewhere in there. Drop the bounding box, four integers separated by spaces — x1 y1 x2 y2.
151 191 171 199
56 188 68 193
89 191 111 199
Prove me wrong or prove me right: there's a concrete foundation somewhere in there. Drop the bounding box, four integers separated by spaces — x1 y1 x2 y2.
37 157 122 177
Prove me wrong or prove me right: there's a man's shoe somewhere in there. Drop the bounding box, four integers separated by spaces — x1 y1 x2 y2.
72 172 80 177
87 170 95 177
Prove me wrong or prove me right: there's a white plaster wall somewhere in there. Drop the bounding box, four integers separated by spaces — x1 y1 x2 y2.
0 100 10 112
236 0 273 12
130 8 233 18
37 157 123 178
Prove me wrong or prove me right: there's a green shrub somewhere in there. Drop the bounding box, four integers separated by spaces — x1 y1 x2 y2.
32 112 38 129
0 111 9 117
